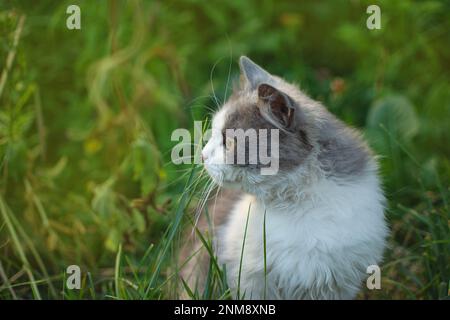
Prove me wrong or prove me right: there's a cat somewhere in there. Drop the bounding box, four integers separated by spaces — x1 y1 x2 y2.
181 56 388 300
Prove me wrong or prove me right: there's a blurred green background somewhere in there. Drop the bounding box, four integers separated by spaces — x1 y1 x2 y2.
0 0 448 299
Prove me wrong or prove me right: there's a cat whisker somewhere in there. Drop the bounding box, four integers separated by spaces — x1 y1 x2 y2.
192 177 216 235
208 179 222 236
223 36 233 102
210 57 224 108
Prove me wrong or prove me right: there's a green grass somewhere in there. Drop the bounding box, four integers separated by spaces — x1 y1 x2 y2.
0 0 449 300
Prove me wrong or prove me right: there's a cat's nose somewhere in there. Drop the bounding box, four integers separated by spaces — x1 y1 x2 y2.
201 152 208 162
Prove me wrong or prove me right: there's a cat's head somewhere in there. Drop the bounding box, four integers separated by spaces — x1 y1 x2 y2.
202 56 318 194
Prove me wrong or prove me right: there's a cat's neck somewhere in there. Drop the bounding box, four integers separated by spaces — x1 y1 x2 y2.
250 161 378 213
248 162 324 210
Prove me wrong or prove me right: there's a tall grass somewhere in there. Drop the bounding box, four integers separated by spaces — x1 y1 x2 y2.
0 0 448 300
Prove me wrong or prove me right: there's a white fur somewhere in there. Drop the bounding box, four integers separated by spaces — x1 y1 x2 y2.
219 169 387 300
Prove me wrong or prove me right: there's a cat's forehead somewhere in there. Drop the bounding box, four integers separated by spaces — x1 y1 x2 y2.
212 107 228 130
213 94 272 131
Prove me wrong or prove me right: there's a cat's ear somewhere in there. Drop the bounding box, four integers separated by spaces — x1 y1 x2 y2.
258 83 296 129
239 56 272 90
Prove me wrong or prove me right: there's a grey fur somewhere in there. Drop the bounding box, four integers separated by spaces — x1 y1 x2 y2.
316 113 373 179
223 96 310 171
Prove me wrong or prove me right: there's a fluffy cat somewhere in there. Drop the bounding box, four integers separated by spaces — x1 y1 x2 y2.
182 56 388 300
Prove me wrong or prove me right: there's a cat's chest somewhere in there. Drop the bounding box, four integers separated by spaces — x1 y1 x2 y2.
222 195 341 259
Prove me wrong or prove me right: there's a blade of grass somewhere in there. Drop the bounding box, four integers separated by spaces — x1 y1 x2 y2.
237 202 251 300
180 276 196 299
114 243 123 299
87 272 96 300
0 15 25 100
144 165 199 297
7 199 57 297
0 260 17 299
263 209 267 300
0 195 41 299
